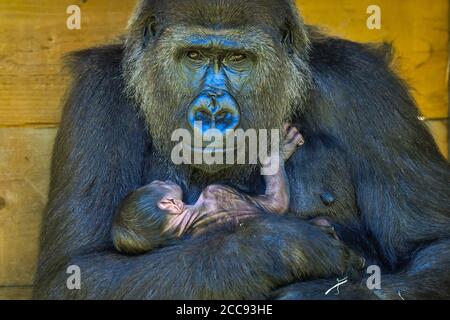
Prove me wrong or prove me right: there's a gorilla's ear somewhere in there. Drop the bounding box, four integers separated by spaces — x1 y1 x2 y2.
127 0 159 48
142 17 157 49
280 4 310 57
127 0 156 26
281 22 296 55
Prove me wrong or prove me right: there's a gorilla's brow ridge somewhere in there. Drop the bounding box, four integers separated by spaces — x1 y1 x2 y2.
162 26 279 54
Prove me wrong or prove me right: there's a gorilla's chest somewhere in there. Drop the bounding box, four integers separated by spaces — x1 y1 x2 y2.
284 143 358 220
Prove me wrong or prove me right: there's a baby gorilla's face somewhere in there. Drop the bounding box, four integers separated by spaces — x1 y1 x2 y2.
150 180 185 215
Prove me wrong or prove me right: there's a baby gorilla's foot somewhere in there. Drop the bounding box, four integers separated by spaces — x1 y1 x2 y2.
280 124 304 161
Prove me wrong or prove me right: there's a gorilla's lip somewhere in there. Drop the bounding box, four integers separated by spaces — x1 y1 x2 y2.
182 142 238 154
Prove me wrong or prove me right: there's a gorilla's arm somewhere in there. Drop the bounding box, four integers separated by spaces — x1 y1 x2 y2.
274 240 450 300
39 216 362 300
33 44 360 300
274 34 450 300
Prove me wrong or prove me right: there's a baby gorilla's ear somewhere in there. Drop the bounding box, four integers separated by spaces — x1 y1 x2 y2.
158 198 185 215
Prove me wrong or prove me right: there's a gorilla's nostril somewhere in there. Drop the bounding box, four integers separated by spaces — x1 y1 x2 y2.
216 110 231 122
188 90 240 133
215 112 236 131
197 110 209 117
193 110 214 129
194 109 209 118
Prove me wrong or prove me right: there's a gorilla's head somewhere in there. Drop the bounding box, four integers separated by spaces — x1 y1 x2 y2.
123 0 312 174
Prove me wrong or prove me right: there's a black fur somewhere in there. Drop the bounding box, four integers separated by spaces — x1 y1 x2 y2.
33 0 450 300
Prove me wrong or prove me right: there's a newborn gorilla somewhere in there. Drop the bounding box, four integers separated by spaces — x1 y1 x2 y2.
113 125 336 254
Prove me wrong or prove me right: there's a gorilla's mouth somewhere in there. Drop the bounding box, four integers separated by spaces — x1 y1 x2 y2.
178 140 248 173
182 142 238 155
181 141 242 164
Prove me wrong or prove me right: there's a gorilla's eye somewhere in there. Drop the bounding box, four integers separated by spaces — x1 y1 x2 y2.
228 53 247 63
186 50 203 61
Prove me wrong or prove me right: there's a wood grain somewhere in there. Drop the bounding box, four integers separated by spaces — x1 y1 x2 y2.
0 0 135 127
426 120 449 157
0 128 56 290
0 287 33 300
298 0 449 120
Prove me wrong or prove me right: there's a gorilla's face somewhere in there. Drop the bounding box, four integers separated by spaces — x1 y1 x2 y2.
124 0 312 174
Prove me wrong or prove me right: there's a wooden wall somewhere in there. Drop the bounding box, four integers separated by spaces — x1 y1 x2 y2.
0 0 448 299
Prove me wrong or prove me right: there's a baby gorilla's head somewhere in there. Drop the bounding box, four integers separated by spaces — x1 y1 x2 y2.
112 180 185 254
150 180 185 215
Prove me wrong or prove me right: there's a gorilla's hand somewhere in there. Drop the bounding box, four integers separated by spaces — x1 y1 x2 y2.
272 278 379 300
193 214 366 286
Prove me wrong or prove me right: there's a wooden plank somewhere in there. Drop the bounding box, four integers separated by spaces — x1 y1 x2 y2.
298 0 449 119
0 0 448 126
0 128 57 286
0 0 135 127
0 286 33 300
426 120 449 158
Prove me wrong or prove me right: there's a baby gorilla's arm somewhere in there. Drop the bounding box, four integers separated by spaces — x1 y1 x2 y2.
251 125 304 214
164 205 201 237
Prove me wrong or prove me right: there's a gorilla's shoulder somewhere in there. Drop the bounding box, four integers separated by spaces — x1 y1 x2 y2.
308 29 394 76
306 29 406 112
63 43 125 78
60 44 135 118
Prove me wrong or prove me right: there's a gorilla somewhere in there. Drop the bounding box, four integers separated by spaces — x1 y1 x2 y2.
34 0 450 299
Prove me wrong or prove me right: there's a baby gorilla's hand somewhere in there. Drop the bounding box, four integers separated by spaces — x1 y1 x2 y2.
280 124 304 161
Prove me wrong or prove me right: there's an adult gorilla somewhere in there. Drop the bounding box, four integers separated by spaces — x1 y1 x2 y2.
34 0 450 299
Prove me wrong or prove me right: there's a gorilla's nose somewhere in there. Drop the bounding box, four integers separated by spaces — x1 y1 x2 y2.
188 90 240 133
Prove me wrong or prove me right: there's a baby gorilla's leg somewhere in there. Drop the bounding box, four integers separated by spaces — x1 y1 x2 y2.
280 124 304 161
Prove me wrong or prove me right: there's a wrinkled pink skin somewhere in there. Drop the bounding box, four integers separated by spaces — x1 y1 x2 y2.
160 124 307 237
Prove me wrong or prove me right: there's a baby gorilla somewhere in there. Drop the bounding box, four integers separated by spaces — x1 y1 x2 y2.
112 125 330 254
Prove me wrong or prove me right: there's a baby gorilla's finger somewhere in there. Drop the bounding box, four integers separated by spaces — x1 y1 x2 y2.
285 126 298 141
282 123 291 137
294 132 305 146
282 136 303 157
